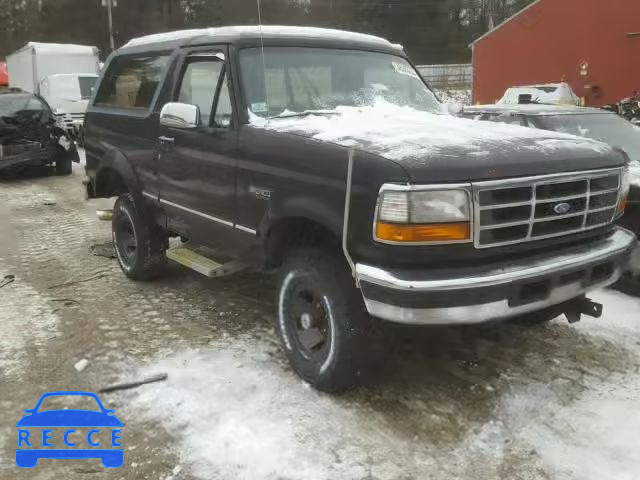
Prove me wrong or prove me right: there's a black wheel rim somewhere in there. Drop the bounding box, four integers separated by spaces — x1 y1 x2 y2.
288 284 332 362
114 210 137 267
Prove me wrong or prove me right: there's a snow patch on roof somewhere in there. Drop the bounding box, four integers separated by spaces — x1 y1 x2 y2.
252 99 611 161
499 83 580 106
27 42 97 55
125 26 393 48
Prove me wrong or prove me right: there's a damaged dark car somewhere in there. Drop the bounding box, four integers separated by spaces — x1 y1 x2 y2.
0 89 79 175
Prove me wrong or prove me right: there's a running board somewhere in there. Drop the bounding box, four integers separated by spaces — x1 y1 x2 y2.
96 210 113 221
166 246 246 278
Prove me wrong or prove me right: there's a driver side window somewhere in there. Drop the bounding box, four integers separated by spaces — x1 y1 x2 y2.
177 57 232 128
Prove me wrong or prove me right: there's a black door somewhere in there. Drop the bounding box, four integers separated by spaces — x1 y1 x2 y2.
156 47 247 252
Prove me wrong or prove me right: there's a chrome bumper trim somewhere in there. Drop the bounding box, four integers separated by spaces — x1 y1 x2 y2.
356 228 636 325
362 276 619 325
356 228 635 292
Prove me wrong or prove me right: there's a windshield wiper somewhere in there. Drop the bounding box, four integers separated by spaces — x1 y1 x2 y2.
269 110 337 120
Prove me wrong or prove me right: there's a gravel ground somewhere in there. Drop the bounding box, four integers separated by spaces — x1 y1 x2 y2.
0 164 639 480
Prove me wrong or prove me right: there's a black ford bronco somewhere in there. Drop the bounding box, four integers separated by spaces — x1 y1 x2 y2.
83 26 636 392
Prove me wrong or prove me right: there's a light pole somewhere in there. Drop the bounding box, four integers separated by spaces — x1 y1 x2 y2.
101 0 117 51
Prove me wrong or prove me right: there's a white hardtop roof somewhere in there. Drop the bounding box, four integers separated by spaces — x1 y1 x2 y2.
23 42 97 55
124 26 394 48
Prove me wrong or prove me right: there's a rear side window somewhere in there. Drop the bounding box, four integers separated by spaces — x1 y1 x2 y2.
95 54 169 109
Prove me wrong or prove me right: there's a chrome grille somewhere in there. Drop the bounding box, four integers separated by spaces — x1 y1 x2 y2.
473 168 623 248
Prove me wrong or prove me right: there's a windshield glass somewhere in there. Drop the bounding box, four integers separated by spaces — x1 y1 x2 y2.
79 76 98 100
543 113 640 162
239 47 440 119
0 94 45 118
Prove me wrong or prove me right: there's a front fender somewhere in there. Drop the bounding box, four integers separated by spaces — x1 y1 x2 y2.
262 194 344 240
94 149 142 200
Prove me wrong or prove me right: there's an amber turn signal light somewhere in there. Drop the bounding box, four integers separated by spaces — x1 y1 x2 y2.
376 222 471 243
617 195 628 215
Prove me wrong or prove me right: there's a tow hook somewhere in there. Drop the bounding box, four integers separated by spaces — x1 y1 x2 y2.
563 296 603 323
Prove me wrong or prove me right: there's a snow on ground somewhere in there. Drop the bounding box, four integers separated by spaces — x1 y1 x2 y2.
498 374 640 480
122 289 640 480
494 289 640 480
0 258 59 376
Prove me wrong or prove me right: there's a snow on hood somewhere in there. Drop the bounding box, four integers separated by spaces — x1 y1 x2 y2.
250 100 612 162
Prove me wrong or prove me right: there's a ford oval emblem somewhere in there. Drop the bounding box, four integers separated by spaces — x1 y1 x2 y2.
553 202 572 215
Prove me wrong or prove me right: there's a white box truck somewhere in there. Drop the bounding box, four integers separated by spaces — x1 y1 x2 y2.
6 42 100 138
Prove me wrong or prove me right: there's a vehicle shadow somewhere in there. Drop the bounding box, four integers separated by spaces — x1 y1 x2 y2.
0 165 53 181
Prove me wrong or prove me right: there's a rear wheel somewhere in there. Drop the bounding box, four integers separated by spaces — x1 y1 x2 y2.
112 193 167 281
55 154 72 175
276 248 372 392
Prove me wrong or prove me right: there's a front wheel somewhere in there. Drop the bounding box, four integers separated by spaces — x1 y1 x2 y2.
112 193 167 281
276 248 372 393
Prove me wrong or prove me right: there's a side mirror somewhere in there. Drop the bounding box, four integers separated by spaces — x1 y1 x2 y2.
160 102 200 129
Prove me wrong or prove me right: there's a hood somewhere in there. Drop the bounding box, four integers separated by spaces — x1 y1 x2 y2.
0 114 48 144
48 98 89 115
253 101 624 183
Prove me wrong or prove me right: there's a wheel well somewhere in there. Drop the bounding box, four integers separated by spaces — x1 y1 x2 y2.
266 217 341 268
95 168 129 198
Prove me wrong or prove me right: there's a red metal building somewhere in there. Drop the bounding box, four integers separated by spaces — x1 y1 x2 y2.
471 0 640 106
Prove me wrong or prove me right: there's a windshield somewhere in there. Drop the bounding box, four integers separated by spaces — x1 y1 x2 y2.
542 113 640 162
239 47 440 119
0 95 46 119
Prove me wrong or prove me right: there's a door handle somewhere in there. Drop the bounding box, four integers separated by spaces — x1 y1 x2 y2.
158 135 175 145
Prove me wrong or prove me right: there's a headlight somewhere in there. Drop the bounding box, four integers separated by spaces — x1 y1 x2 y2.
617 167 630 217
375 185 472 244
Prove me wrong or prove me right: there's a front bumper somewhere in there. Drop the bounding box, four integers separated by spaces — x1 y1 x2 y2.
356 228 636 325
0 143 52 170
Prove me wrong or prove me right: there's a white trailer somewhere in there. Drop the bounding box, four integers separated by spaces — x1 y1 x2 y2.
6 43 100 138
7 42 100 94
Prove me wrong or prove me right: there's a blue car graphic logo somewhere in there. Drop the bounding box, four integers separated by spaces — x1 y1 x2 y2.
15 391 123 468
